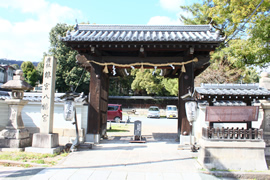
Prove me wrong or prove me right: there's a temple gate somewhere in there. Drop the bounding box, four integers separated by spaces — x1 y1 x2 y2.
61 24 224 143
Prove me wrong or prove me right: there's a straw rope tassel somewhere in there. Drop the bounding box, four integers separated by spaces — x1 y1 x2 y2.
141 64 144 72
181 65 186 73
103 64 109 73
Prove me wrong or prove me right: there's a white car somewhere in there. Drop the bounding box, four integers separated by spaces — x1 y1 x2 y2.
166 105 178 118
147 106 160 118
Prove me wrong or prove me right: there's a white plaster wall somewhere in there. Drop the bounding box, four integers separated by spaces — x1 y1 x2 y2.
22 102 86 130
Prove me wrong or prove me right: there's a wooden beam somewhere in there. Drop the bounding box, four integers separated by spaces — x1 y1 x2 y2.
101 56 184 64
139 46 147 58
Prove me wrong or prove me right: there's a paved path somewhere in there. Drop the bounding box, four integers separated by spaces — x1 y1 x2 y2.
0 143 221 180
0 120 228 179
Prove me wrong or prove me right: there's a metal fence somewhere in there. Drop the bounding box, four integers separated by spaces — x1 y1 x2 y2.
202 127 263 141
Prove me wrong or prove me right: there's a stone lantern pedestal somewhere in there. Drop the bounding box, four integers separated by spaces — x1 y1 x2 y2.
0 99 31 148
0 70 32 149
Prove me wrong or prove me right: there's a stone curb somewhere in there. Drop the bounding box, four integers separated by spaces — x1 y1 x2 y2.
202 170 270 180
0 160 51 167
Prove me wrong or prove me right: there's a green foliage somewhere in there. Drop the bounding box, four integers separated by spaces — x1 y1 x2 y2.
109 75 134 96
0 151 66 168
21 61 38 87
180 3 212 25
44 23 90 93
208 0 270 67
31 159 45 164
180 0 266 83
131 69 167 96
36 60 44 84
162 78 178 96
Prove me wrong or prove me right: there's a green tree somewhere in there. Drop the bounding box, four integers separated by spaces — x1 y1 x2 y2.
21 61 38 87
161 78 178 96
36 59 44 84
45 23 90 93
109 75 134 96
208 0 270 67
179 0 265 83
131 69 169 96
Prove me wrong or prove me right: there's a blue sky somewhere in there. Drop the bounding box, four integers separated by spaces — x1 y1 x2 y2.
0 0 196 62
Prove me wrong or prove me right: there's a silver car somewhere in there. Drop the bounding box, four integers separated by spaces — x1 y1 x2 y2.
147 106 160 118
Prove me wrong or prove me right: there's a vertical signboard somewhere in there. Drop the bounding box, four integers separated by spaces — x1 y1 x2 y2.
134 120 142 137
41 56 57 134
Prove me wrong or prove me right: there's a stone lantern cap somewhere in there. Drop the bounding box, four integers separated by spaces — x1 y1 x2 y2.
1 70 33 91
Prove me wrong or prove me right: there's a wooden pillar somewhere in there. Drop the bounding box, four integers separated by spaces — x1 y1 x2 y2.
100 71 109 137
87 62 109 136
178 62 194 137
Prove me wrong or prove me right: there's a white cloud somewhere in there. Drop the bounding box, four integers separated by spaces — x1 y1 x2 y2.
0 0 83 62
0 0 48 14
159 0 185 12
147 16 183 25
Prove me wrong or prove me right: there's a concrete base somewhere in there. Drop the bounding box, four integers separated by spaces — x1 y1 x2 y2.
32 133 59 148
266 145 270 157
0 148 24 152
53 128 85 145
179 135 195 145
198 138 268 171
0 137 31 148
85 134 100 144
25 146 63 154
0 128 31 148
178 144 192 150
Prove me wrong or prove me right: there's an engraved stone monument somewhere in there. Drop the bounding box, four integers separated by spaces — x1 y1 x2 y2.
25 56 60 154
0 70 32 149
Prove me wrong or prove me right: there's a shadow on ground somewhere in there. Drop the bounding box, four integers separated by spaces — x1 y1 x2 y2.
103 132 179 144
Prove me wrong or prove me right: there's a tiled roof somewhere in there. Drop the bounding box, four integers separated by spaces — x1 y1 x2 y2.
199 100 247 106
61 24 225 42
195 84 270 96
0 92 87 103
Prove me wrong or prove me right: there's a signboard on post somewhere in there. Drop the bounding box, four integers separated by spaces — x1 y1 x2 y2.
134 120 141 136
40 56 57 134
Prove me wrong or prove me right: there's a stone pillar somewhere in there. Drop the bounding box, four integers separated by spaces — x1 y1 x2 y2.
26 56 60 154
261 102 270 156
193 103 208 144
259 72 270 156
259 72 270 90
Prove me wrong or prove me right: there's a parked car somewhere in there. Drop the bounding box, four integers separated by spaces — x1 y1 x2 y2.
147 106 160 118
107 104 122 123
166 105 178 118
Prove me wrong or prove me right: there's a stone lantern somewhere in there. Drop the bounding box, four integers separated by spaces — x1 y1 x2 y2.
0 70 33 149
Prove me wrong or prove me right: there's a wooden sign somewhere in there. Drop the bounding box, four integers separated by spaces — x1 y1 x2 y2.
205 106 259 122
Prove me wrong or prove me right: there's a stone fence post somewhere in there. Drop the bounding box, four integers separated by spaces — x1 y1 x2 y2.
259 72 270 156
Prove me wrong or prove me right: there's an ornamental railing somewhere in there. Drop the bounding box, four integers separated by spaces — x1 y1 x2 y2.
202 127 263 141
